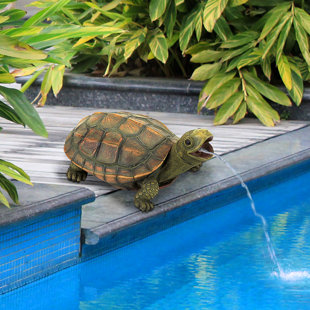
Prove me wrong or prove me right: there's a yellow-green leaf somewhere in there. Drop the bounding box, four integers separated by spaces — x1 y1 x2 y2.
261 55 271 81
0 163 32 186
148 29 168 63
0 191 9 208
0 73 15 83
124 28 147 60
233 101 247 124
288 63 304 106
243 71 291 106
11 67 39 77
73 36 96 48
237 49 262 69
190 63 222 81
277 54 292 90
51 65 65 97
295 8 310 35
0 34 47 60
276 15 293 62
293 19 310 67
190 50 224 63
229 0 248 6
214 91 243 125
221 31 258 49
207 78 241 109
149 0 168 21
0 173 19 204
0 16 9 24
203 0 229 32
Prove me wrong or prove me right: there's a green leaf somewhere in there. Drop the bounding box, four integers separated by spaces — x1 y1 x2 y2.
288 62 304 106
247 96 277 126
148 29 169 63
0 101 24 125
0 159 30 182
0 173 19 204
0 86 48 137
213 16 233 41
226 49 252 72
164 0 177 38
0 34 47 60
229 0 248 6
179 6 201 51
277 54 292 90
214 91 243 125
198 72 236 112
39 65 53 106
149 0 169 21
0 190 9 208
261 55 272 81
276 15 293 62
51 65 65 97
124 28 147 60
237 49 262 69
190 50 224 63
0 163 32 186
262 13 291 59
258 2 291 41
100 0 122 11
24 0 70 27
190 63 222 81
0 72 15 83
221 31 258 49
293 18 310 67
195 11 203 41
185 42 213 55
233 101 247 124
0 16 9 24
221 43 253 62
243 71 291 106
206 78 241 109
203 0 229 32
295 8 310 35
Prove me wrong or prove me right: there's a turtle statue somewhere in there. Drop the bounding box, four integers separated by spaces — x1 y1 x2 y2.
64 112 214 212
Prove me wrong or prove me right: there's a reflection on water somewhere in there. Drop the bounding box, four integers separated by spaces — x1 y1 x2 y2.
1 168 310 309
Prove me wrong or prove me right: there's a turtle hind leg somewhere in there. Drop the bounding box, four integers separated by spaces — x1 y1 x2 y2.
134 177 159 212
67 162 88 183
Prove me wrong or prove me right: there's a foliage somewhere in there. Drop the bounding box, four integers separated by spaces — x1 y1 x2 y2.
24 0 310 126
0 0 48 207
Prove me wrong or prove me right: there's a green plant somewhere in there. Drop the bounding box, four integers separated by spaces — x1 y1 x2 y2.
188 0 310 126
0 0 48 207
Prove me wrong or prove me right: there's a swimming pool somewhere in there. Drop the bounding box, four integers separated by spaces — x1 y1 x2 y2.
1 163 310 309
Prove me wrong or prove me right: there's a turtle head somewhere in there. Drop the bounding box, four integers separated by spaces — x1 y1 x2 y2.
177 129 214 163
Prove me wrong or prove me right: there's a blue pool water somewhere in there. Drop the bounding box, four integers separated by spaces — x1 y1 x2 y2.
1 167 310 309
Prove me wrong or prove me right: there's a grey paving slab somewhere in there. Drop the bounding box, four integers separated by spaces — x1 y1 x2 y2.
81 125 310 246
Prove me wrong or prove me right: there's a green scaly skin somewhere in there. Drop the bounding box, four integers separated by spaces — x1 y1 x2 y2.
134 129 213 212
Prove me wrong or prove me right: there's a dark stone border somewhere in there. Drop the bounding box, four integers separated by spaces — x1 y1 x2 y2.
18 74 310 118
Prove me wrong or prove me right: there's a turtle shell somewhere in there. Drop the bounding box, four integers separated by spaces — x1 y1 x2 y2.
64 112 178 189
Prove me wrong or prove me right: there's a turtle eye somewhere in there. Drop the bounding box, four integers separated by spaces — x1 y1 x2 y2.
185 139 191 146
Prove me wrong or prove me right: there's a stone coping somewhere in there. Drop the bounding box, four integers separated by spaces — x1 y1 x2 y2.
81 125 310 256
0 183 95 229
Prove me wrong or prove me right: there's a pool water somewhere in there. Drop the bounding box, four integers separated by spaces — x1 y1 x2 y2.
1 168 310 309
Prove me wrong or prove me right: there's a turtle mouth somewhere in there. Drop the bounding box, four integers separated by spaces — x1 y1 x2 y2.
190 136 214 160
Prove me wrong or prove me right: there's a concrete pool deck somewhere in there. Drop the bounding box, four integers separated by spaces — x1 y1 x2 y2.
1 106 310 292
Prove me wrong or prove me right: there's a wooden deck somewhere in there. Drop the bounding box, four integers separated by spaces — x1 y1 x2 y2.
0 106 308 196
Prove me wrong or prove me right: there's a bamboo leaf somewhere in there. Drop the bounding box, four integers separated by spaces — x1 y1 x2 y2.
276 15 293 62
206 78 241 109
214 91 243 125
0 34 47 60
0 101 24 125
262 13 291 59
11 66 39 77
148 29 168 63
243 70 291 106
293 19 310 67
288 62 304 106
277 54 292 90
221 31 258 48
51 65 65 97
190 50 224 63
124 28 147 60
0 86 48 137
0 191 9 208
0 163 32 186
295 8 310 35
233 101 247 124
24 0 70 27
0 173 19 204
149 0 169 21
190 63 222 81
0 159 30 181
203 0 229 32
213 16 233 41
258 2 291 41
179 6 201 51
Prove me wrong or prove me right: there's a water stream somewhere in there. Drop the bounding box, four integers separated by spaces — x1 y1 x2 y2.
206 151 310 281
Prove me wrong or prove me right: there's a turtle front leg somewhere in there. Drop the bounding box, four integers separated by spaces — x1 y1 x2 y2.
67 162 88 183
190 162 203 172
134 178 159 212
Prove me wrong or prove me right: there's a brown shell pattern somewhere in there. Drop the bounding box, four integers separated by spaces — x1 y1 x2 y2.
64 112 177 189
